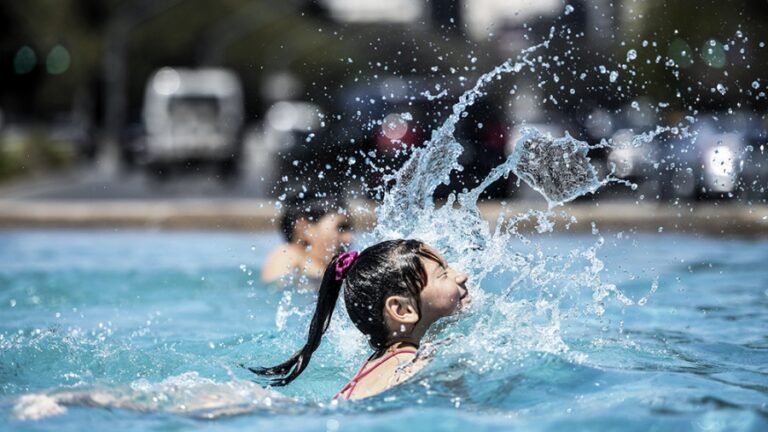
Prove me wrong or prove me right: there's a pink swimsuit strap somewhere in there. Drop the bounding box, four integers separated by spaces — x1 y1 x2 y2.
333 348 417 401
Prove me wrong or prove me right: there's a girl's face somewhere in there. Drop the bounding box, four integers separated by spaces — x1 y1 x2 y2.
302 212 353 257
418 248 470 323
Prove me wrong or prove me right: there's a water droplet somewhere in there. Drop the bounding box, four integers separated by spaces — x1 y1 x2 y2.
564 4 574 15
626 49 637 62
752 81 760 89
716 83 727 95
609 71 619 83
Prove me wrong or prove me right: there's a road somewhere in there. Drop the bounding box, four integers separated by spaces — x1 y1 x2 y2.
0 154 551 202
1 153 766 236
0 159 274 201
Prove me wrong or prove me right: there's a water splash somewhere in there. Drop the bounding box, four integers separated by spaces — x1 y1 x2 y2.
490 127 605 208
12 372 294 421
357 8 705 377
373 27 556 240
204 4 710 409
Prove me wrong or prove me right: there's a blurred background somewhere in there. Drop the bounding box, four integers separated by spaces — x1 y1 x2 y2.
0 0 766 207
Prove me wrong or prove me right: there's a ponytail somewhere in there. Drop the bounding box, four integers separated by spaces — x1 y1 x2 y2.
247 255 344 386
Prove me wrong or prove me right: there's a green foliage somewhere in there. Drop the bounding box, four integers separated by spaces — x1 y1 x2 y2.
2 0 107 113
625 0 768 110
0 131 74 182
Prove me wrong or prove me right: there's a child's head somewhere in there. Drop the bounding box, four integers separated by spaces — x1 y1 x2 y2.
279 193 352 254
342 239 470 349
249 239 469 386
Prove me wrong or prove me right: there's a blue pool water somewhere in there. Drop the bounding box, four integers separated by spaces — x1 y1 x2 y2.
1 229 767 431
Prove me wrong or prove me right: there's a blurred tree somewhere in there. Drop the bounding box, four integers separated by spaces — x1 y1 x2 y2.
1 0 477 130
626 0 768 112
0 0 113 120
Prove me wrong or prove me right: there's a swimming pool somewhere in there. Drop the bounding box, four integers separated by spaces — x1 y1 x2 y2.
1 229 767 431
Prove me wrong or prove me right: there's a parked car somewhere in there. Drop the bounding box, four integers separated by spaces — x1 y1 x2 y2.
741 121 768 201
657 118 750 200
306 76 445 197
142 67 244 181
252 100 324 193
606 128 661 197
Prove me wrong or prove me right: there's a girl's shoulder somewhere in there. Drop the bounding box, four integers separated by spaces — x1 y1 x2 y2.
261 243 305 282
347 350 421 400
390 351 429 386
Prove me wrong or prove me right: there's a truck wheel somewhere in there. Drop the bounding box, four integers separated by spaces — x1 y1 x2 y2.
147 163 170 182
218 159 239 184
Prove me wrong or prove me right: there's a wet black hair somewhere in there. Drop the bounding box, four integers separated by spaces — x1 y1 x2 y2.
279 193 349 242
248 239 441 386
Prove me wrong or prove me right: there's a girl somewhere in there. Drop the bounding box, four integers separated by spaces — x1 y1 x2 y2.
249 239 470 400
261 194 353 283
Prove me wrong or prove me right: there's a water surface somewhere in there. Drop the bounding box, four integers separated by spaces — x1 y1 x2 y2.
2 229 766 431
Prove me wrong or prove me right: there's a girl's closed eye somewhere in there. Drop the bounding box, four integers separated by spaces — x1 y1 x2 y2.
437 261 447 277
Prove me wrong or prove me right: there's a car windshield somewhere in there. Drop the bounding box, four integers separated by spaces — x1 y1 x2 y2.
168 96 220 128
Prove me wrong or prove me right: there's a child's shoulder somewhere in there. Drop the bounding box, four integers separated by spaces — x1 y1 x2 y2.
348 351 420 400
261 243 305 282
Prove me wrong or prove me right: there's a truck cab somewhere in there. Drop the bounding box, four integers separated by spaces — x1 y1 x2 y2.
143 67 244 180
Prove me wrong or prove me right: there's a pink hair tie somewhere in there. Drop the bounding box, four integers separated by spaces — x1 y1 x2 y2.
335 251 359 281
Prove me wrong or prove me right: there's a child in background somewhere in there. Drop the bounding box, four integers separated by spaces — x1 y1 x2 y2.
250 239 470 400
261 194 353 283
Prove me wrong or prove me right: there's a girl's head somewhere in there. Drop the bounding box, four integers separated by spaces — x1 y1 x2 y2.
249 239 469 386
343 240 469 348
280 194 352 256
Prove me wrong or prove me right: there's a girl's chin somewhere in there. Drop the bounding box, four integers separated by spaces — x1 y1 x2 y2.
453 297 471 313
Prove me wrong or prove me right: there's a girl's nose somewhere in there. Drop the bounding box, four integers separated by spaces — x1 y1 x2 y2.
456 271 468 284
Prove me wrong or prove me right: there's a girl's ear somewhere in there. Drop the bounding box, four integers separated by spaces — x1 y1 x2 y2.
294 218 311 244
384 295 419 324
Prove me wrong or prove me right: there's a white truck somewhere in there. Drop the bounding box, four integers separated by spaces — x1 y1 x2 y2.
142 67 244 180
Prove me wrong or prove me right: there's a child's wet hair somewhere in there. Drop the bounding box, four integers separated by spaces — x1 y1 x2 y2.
248 239 440 386
343 240 442 348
